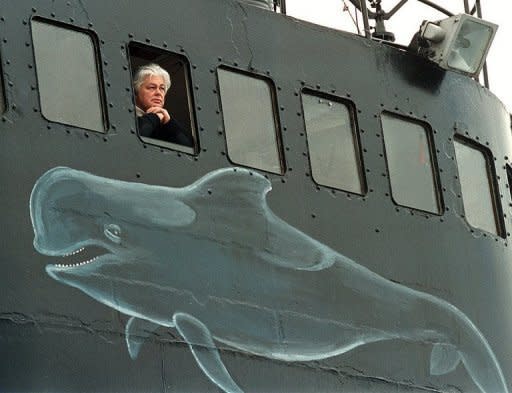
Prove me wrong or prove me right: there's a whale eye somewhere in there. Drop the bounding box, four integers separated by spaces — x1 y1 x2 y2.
104 223 122 244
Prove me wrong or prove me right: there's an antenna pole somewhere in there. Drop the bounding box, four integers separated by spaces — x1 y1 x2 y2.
415 0 453 16
385 0 409 19
473 0 490 88
279 0 286 14
359 0 372 39
463 0 470 13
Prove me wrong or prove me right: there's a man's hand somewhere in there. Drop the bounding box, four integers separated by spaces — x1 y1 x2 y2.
146 106 171 124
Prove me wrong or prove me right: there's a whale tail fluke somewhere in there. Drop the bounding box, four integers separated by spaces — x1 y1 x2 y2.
430 343 462 376
430 332 508 393
458 342 509 393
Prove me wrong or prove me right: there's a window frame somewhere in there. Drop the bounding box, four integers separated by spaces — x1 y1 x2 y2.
216 65 285 175
380 111 444 215
454 135 505 238
300 88 367 195
128 41 199 155
30 16 108 132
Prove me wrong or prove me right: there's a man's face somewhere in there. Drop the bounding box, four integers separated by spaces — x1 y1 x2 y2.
135 75 167 111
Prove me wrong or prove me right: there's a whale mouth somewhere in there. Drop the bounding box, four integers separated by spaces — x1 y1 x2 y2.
48 245 110 269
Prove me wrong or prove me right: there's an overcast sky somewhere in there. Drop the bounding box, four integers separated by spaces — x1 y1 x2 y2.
285 0 511 113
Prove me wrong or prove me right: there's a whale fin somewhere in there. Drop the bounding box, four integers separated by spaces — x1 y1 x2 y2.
188 168 271 206
125 317 160 360
174 312 244 393
430 343 462 375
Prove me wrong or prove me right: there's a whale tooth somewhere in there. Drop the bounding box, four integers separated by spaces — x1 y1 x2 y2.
54 246 105 269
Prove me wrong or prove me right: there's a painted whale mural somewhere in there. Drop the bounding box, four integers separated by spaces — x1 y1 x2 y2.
30 166 508 393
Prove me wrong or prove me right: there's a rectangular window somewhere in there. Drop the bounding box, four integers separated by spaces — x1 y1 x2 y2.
302 91 365 194
381 113 442 214
454 137 504 237
31 19 106 132
129 43 197 154
217 67 283 174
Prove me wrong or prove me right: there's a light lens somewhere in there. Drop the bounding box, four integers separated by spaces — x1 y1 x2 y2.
447 18 494 73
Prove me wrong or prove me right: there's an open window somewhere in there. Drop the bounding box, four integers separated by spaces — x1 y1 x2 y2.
381 113 443 214
31 18 106 132
128 43 197 154
217 67 284 174
454 136 505 237
301 90 366 194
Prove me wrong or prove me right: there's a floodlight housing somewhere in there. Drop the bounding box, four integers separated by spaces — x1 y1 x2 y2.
415 14 498 77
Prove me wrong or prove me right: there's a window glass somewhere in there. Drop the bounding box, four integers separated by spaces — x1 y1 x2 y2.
217 68 283 174
302 91 365 194
129 43 197 154
381 113 441 213
454 137 503 236
31 19 105 132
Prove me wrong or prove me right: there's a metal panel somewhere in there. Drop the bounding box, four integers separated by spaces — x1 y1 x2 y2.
0 63 5 114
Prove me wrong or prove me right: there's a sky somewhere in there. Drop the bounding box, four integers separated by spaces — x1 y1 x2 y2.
284 0 512 113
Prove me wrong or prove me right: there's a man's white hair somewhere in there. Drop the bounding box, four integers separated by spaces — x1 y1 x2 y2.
133 63 171 94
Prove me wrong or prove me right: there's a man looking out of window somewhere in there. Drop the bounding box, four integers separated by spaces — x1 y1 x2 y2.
133 63 193 147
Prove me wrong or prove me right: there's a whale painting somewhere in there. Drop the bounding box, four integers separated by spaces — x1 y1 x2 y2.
30 166 508 393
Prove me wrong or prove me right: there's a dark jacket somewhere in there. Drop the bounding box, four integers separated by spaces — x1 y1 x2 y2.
138 113 193 147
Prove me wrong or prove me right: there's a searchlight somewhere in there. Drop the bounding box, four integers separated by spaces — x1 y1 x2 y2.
410 13 497 78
